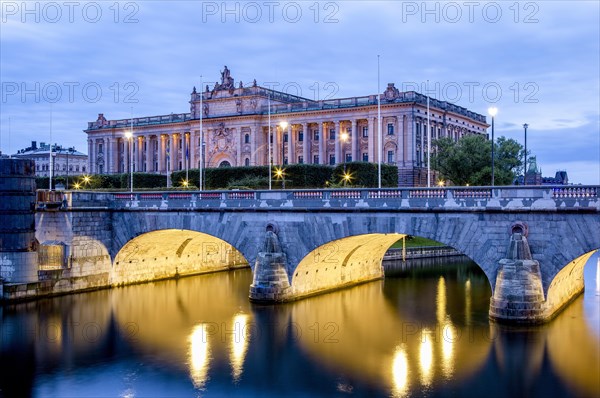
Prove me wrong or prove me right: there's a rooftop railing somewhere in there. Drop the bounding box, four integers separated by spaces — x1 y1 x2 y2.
87 91 487 130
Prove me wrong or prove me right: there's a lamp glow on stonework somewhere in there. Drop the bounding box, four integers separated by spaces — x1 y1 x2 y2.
125 131 133 192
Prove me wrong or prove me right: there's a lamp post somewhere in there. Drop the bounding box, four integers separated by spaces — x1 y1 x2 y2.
523 123 528 185
488 107 498 186
340 131 349 185
50 149 56 190
280 121 288 166
125 131 133 192
65 147 75 190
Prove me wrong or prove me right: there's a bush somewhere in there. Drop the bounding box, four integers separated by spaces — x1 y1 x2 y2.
331 162 398 187
119 173 167 189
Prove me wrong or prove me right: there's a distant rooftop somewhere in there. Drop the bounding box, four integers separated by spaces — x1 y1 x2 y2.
13 141 86 157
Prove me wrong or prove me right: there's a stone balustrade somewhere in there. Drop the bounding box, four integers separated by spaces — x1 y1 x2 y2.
48 186 600 212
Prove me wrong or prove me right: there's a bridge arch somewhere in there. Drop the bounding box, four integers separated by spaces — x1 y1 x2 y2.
544 249 599 317
286 232 493 300
112 229 249 286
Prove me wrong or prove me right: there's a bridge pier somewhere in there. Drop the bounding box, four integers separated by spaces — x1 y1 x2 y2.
489 232 547 323
249 231 292 302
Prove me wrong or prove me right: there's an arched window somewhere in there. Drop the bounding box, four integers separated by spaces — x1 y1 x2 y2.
244 134 250 144
244 158 250 166
219 161 231 167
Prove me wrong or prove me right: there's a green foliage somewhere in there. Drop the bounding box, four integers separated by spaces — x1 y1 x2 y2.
36 173 167 190
432 135 523 186
227 175 269 190
119 173 167 189
37 163 401 191
331 162 398 187
389 236 446 248
173 164 335 189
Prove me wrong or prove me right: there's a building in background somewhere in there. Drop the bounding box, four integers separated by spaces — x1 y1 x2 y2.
12 141 88 177
516 156 569 185
85 66 489 186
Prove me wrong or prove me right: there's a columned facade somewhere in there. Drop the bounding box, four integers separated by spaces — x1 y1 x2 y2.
85 68 488 186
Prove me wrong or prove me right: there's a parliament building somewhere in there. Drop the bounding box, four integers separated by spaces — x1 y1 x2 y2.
85 67 489 186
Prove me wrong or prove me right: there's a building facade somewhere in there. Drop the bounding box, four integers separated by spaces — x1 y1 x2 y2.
85 67 489 186
12 141 88 177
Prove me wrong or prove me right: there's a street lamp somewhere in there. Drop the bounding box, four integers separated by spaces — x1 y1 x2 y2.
65 147 75 190
125 131 133 192
488 107 498 186
340 131 349 169
275 167 285 189
280 121 288 166
523 123 529 185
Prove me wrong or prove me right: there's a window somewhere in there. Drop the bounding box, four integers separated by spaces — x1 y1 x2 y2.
98 165 103 174
329 129 335 141
298 155 304 164
283 157 288 165
143 163 147 172
284 133 288 143
245 158 250 166
314 130 319 141
244 134 250 144
388 151 394 163
362 126 368 137
298 132 304 142
179 138 182 149
98 143 103 153
329 154 335 165
346 153 352 162
313 155 319 164
270 134 273 144
362 153 368 162
387 123 394 135
179 161 182 170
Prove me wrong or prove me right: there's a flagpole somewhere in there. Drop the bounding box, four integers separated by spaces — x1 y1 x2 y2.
426 80 431 188
49 105 53 190
199 75 203 191
185 132 188 184
7 116 11 159
268 92 272 190
377 54 382 189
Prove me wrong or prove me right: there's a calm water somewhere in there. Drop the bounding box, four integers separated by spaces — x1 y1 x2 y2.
1 255 599 398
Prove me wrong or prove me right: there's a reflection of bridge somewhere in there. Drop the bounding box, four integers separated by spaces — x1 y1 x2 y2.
10 186 600 323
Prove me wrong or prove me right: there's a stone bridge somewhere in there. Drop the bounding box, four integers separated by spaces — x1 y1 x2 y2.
4 186 600 323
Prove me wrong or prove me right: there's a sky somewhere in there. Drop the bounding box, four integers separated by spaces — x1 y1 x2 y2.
1 0 599 184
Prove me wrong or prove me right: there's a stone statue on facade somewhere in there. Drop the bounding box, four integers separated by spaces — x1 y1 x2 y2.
219 65 234 90
203 103 209 118
252 79 257 87
236 99 242 114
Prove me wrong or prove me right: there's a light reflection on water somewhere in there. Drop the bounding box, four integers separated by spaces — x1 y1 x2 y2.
0 256 598 397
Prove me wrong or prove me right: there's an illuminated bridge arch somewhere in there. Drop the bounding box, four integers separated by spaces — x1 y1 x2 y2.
112 229 249 286
544 249 599 315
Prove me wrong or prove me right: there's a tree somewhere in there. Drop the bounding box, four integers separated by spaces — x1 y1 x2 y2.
432 135 523 186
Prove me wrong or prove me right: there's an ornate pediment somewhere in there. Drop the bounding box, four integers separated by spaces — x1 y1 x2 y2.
384 83 400 100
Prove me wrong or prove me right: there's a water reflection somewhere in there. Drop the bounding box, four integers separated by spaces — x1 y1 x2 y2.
229 313 251 382
392 345 409 397
0 257 598 397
